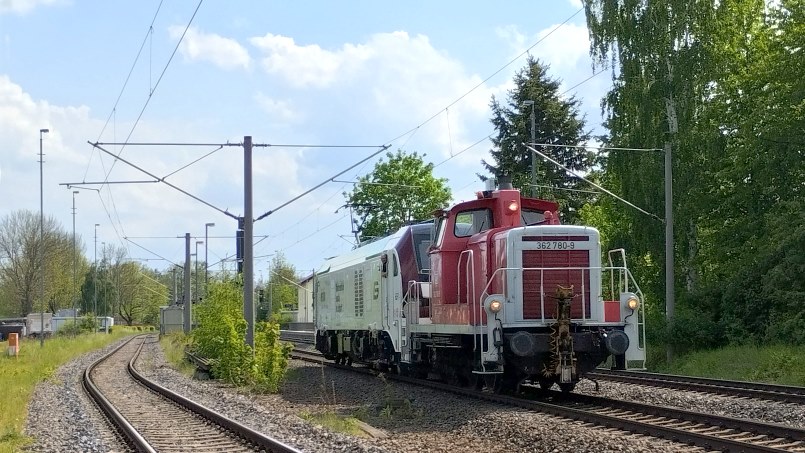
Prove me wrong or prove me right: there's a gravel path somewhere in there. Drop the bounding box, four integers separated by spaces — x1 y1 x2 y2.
27 334 800 452
24 338 131 453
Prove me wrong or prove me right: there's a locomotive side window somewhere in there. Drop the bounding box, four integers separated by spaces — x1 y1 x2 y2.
521 208 546 226
454 209 493 237
413 231 431 274
434 217 447 247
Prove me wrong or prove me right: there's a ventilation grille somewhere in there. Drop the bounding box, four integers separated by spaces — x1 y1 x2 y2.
354 269 364 317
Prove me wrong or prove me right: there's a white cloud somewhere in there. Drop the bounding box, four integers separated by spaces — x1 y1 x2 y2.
535 23 590 73
0 0 62 15
254 93 300 123
170 26 251 71
568 0 583 8
249 33 373 89
247 31 495 165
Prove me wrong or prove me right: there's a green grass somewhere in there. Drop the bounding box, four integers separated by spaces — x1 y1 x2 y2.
651 344 805 386
159 332 195 376
0 330 135 453
300 411 367 437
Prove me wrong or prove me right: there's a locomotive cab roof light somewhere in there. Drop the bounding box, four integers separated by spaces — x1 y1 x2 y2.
506 201 519 214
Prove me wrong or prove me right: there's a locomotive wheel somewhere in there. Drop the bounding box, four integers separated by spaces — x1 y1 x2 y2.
538 377 554 392
465 372 482 390
559 382 576 393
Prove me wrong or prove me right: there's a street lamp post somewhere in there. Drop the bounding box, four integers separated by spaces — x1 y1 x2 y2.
102 242 107 333
72 190 78 329
522 100 536 197
204 222 215 291
195 241 203 304
94 223 100 332
38 128 49 347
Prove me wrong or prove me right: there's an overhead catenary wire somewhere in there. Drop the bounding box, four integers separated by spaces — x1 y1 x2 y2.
124 237 180 267
89 142 239 220
526 143 663 222
86 0 166 181
529 142 662 152
382 7 584 147
264 9 589 255
255 145 391 221
76 0 202 264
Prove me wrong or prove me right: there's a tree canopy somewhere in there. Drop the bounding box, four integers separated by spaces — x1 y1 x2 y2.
0 210 82 316
344 150 451 242
482 56 592 223
581 0 805 348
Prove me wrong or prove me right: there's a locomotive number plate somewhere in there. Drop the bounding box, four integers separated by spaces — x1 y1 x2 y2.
532 241 577 250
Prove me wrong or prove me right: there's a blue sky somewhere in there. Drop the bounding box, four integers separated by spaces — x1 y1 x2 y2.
0 0 610 279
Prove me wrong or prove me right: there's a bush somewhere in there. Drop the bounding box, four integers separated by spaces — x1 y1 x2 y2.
192 278 291 391
56 322 83 336
666 307 725 353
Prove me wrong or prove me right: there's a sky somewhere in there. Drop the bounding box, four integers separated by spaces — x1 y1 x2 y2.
0 0 611 280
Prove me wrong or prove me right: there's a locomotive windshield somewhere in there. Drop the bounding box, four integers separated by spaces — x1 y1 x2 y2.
454 209 493 237
521 208 546 226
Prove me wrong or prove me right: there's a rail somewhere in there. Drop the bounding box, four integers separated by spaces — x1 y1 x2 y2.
84 335 302 453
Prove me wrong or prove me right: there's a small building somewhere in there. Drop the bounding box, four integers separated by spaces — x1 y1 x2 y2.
159 306 184 335
25 313 53 337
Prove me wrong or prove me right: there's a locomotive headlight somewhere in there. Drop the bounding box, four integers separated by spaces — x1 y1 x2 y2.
489 299 502 313
626 296 640 311
485 295 504 314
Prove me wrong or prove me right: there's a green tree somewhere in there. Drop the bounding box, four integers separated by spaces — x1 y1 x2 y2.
482 56 592 223
0 210 77 316
345 149 451 242
581 0 805 347
115 262 167 325
265 252 298 319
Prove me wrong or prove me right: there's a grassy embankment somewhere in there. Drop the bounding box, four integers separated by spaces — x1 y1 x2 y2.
0 330 136 453
649 344 805 386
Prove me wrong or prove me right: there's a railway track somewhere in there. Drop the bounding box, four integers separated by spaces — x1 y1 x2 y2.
279 330 314 345
280 330 805 405
588 369 805 404
84 335 301 453
287 347 805 452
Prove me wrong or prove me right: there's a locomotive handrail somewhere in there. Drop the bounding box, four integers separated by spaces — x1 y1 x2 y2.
607 248 629 300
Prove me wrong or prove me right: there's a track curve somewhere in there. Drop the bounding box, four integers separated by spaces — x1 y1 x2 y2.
84 335 301 453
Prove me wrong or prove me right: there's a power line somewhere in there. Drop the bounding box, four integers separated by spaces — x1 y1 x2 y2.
529 142 662 152
526 143 662 221
383 7 584 146
87 0 166 180
255 145 390 221
433 134 493 168
93 0 205 252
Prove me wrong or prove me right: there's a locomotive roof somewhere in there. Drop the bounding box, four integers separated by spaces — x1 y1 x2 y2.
317 223 431 274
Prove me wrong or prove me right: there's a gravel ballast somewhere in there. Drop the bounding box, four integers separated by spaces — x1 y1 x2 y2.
25 334 802 452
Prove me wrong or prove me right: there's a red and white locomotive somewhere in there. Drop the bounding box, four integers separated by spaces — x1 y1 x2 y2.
314 184 646 392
